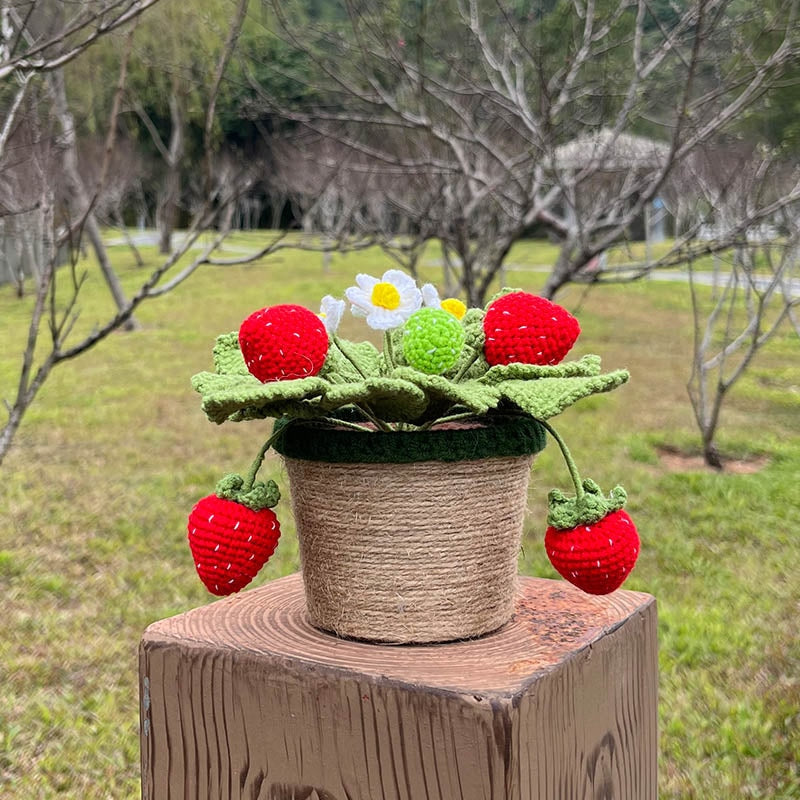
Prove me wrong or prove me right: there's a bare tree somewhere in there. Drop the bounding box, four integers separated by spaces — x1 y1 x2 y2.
258 0 800 304
0 0 280 465
133 86 184 254
49 63 142 328
2 3 147 324
0 0 161 81
588 143 800 285
687 239 799 468
79 135 151 265
680 148 800 467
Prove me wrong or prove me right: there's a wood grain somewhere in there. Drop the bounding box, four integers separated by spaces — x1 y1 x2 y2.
140 575 657 799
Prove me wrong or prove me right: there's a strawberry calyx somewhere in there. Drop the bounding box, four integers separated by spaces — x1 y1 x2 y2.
214 473 280 512
546 479 627 530
210 428 285 512
538 417 629 528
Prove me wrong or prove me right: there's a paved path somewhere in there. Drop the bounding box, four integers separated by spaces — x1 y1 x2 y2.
106 232 800 298
494 262 800 299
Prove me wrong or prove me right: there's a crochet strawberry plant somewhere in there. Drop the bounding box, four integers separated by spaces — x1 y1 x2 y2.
186 270 641 597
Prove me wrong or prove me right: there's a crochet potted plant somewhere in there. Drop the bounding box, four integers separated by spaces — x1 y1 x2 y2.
187 270 640 644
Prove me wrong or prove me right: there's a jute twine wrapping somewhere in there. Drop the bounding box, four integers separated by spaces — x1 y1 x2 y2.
283 454 534 644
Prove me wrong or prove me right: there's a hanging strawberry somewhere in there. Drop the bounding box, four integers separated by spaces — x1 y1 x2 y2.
483 291 580 366
239 304 329 382
545 482 639 595
539 421 640 595
187 472 281 596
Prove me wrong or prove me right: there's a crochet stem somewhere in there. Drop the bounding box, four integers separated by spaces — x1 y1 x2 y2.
453 348 480 382
538 418 584 501
332 335 368 379
319 416 374 433
417 411 478 431
356 404 395 432
383 330 396 370
243 426 285 492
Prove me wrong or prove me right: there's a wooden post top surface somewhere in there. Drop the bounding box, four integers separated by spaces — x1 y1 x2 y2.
143 574 654 696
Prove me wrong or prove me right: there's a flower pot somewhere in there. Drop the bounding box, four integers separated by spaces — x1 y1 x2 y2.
272 416 546 644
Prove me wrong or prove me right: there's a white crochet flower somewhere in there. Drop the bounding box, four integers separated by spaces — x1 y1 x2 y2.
318 295 345 334
421 283 467 320
345 270 422 330
421 283 441 308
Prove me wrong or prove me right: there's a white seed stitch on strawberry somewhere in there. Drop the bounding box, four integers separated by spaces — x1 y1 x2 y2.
187 494 282 597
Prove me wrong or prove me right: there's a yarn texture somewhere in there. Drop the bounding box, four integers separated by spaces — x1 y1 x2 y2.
402 307 465 374
545 509 640 595
285 453 534 642
187 494 281 596
272 414 546 464
239 304 329 382
483 291 580 366
192 331 628 425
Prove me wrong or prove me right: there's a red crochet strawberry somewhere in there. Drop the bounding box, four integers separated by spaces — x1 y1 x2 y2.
187 474 281 596
239 304 329 382
483 291 580 366
544 480 639 595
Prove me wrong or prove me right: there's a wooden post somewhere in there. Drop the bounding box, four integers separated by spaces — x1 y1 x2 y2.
140 574 657 800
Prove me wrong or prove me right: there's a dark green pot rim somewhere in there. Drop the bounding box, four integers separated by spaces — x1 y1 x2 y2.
271 414 547 464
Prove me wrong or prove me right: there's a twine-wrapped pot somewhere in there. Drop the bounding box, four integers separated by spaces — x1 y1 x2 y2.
272 416 546 644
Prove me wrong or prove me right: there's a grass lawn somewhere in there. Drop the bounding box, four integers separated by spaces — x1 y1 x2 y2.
1 235 798 798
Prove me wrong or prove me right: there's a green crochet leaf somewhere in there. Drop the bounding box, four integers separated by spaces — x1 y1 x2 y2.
212 332 249 376
461 307 486 349
322 339 383 382
319 342 360 382
486 287 521 307
387 327 408 368
193 325 628 427
391 367 501 415
191 371 328 424
320 377 428 422
229 398 328 422
479 354 603 385
443 307 489 380
497 370 630 419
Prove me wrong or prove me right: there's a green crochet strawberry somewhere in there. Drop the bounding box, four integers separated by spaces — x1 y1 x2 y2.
403 307 465 374
239 304 329 382
187 474 281 596
544 481 639 595
483 291 580 366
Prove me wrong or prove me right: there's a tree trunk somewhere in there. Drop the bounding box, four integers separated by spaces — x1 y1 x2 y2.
703 437 724 470
113 208 144 266
157 90 184 255
703 442 724 470
48 69 139 330
541 240 577 300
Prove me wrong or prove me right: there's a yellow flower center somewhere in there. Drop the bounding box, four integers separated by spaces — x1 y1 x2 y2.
371 282 401 310
441 298 467 319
